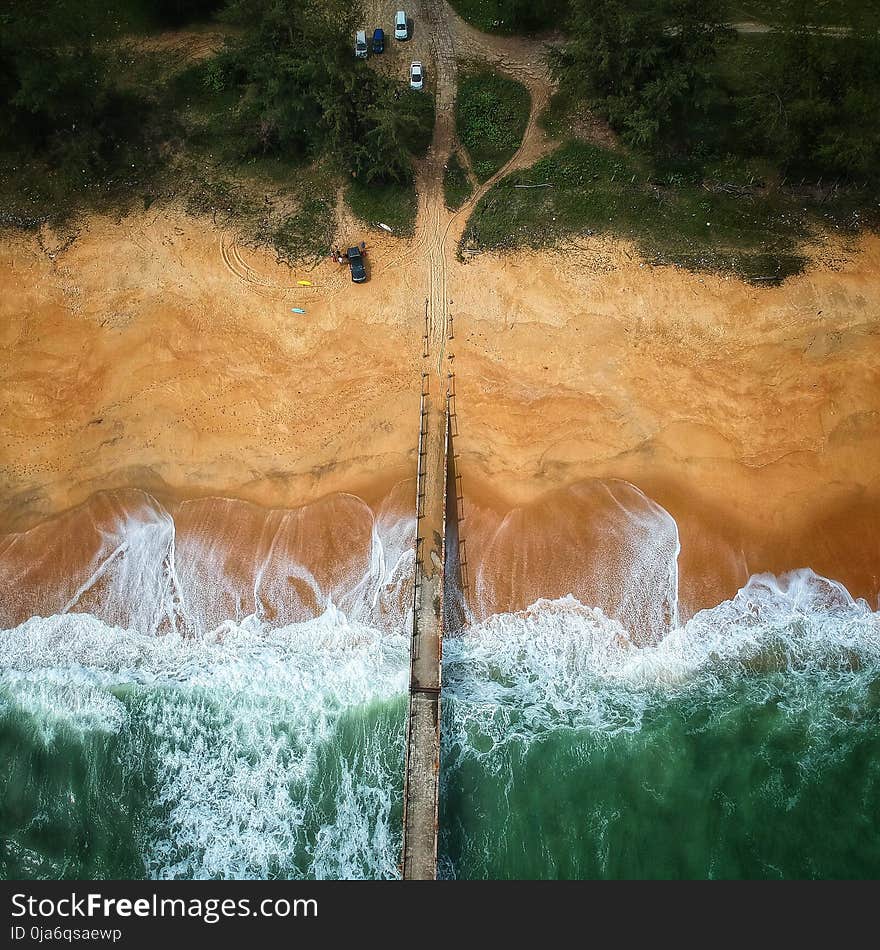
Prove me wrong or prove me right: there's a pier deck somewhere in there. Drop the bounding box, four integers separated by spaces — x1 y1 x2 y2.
400 372 448 880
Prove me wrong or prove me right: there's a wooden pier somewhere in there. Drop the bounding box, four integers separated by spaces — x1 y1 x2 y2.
400 364 449 880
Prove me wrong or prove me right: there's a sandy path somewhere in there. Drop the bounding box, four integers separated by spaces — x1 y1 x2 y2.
730 21 860 36
419 0 457 355
412 0 558 357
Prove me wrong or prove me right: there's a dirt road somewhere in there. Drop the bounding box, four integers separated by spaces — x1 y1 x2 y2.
413 0 557 361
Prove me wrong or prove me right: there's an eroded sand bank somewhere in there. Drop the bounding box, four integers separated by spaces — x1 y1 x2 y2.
1 211 878 620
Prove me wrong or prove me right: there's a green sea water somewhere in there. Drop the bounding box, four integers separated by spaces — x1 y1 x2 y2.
441 675 880 878
2 573 879 880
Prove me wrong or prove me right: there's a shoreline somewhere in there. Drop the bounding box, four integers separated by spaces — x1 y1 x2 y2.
1 468 877 634
2 210 879 621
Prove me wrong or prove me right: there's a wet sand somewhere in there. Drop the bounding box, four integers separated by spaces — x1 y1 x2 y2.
1 211 879 623
0 485 416 632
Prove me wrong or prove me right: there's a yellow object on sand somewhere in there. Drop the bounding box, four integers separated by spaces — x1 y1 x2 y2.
297 280 313 286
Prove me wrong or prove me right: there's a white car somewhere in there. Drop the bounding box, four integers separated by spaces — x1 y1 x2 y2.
395 10 408 40
409 61 424 90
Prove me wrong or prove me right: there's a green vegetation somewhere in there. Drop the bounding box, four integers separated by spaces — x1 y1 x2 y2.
215 1 434 183
343 87 433 233
730 0 879 26
346 178 419 235
552 0 880 182
0 0 434 258
1 0 227 36
456 68 531 181
539 91 574 140
493 0 880 279
723 30 880 184
2 0 878 273
551 0 732 151
461 139 869 282
448 0 569 34
0 2 167 228
444 152 474 210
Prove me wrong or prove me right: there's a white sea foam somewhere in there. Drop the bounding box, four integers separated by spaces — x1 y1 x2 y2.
0 671 130 740
0 605 409 879
2 489 878 879
444 568 880 765
0 494 421 879
472 479 682 641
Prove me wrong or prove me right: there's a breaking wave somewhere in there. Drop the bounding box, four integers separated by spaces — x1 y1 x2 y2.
1 485 878 878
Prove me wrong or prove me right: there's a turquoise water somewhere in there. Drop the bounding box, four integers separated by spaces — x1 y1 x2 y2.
2 567 879 879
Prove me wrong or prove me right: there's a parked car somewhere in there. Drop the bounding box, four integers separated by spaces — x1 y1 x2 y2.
354 30 368 59
395 10 408 40
409 61 424 90
372 28 384 53
347 245 367 283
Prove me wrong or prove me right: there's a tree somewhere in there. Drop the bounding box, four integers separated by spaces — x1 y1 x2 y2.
0 1 156 182
494 0 570 34
552 0 731 150
154 0 225 27
220 0 433 181
734 14 880 182
351 84 432 184
220 0 362 159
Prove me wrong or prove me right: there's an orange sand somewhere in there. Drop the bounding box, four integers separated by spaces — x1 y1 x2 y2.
1 211 878 617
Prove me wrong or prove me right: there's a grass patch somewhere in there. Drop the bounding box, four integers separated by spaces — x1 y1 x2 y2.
540 88 580 139
461 139 876 282
448 0 569 34
268 194 336 263
447 0 517 33
456 67 531 182
346 179 418 236
729 1 875 26
444 152 474 210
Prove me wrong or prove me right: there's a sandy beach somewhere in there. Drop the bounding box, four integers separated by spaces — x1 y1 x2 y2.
452 234 880 616
1 208 878 627
6 1 876 631
0 211 422 527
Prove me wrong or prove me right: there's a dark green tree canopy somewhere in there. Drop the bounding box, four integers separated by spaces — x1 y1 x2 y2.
736 22 880 181
552 0 731 149
0 1 158 181
0 0 435 209
213 0 434 182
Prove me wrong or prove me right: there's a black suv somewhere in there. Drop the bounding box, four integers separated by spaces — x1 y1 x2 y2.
347 245 367 283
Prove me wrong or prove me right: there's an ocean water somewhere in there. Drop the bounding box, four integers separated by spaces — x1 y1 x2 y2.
442 579 880 878
1 491 879 879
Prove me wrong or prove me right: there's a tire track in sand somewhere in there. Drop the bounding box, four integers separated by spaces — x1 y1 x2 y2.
415 1 558 374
